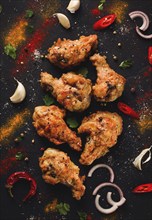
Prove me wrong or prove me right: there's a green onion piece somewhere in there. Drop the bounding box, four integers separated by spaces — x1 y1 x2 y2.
4 44 17 59
43 94 55 106
66 117 79 128
26 25 34 33
56 202 70 215
25 9 34 18
98 4 103 10
15 152 24 161
78 211 87 220
119 59 133 69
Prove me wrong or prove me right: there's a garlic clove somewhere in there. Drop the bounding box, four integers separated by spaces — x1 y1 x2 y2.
67 0 80 13
53 13 70 29
10 78 26 103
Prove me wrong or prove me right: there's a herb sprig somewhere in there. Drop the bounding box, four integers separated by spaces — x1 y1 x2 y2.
98 0 106 10
119 59 133 69
25 9 34 18
56 202 70 215
78 211 87 220
43 94 55 106
66 117 79 128
4 44 17 59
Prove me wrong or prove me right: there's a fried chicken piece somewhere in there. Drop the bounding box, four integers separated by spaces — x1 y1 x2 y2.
39 148 85 200
90 54 126 102
78 111 123 165
33 105 81 151
40 72 92 112
47 35 98 69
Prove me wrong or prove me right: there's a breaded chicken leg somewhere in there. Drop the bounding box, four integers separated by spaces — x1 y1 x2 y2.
78 111 123 165
47 35 98 68
40 72 92 112
90 54 126 102
39 148 85 200
33 105 82 151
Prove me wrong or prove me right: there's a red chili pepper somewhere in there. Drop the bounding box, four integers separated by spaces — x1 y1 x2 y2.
132 183 152 193
5 171 37 202
117 102 139 119
93 14 116 30
148 46 152 65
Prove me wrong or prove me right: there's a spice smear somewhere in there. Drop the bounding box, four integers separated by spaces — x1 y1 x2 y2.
108 1 128 23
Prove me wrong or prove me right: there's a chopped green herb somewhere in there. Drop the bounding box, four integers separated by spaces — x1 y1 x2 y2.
26 25 34 33
25 9 34 18
98 0 106 11
4 44 17 59
66 117 79 128
0 4 2 13
15 152 24 161
56 202 70 216
75 67 88 77
119 59 133 69
43 94 55 106
78 211 87 220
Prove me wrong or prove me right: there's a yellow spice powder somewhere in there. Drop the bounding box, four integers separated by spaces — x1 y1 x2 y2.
109 1 128 23
0 108 31 143
44 199 58 213
136 115 152 134
5 19 28 48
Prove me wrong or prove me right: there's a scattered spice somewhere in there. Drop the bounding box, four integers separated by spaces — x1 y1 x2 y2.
136 113 152 134
5 19 28 48
44 199 58 213
43 94 55 106
119 59 133 69
0 108 31 143
6 171 37 202
108 1 128 23
148 46 152 65
4 44 17 59
56 202 70 215
91 8 101 16
32 139 35 144
130 87 136 93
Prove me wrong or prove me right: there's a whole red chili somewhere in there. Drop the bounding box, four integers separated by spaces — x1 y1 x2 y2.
93 14 116 30
132 183 152 193
5 171 37 202
117 102 139 119
148 46 152 65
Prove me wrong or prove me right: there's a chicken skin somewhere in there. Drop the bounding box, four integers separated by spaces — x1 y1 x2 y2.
40 72 92 112
39 148 85 200
47 35 98 69
90 54 126 102
33 105 81 151
78 111 123 165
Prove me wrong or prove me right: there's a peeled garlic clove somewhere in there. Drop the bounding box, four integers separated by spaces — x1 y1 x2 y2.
67 0 80 13
10 78 26 103
53 13 70 29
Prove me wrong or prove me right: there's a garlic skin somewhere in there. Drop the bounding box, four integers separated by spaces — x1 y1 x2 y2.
53 13 70 29
67 0 80 13
10 78 26 103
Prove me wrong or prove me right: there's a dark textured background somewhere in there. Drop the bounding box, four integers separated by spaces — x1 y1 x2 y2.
0 0 152 219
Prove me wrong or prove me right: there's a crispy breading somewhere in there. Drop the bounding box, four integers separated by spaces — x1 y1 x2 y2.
47 35 98 68
78 111 123 165
90 54 126 102
39 148 85 200
33 105 82 151
40 72 92 112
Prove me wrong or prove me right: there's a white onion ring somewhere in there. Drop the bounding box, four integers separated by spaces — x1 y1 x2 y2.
136 26 152 39
88 164 114 183
129 11 149 31
93 182 126 214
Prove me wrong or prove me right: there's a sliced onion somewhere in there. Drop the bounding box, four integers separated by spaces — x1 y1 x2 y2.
93 182 126 214
136 27 152 39
88 164 114 183
129 11 149 31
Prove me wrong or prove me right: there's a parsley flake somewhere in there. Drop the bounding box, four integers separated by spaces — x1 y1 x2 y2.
119 59 133 69
15 152 24 161
56 202 70 216
26 25 34 33
78 211 87 220
66 117 79 128
98 0 106 11
43 94 55 106
25 9 34 18
75 67 88 78
4 44 17 59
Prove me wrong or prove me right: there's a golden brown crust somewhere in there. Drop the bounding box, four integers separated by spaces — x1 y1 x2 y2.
90 54 126 102
39 148 85 200
78 111 123 165
32 105 82 151
40 72 92 112
47 35 98 68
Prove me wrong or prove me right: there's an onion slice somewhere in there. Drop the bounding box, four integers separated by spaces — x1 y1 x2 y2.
136 27 152 39
129 11 149 31
93 182 126 214
88 164 114 183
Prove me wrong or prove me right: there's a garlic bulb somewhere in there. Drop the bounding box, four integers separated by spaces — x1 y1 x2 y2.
67 0 80 13
10 78 26 103
53 13 70 29
133 146 152 170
